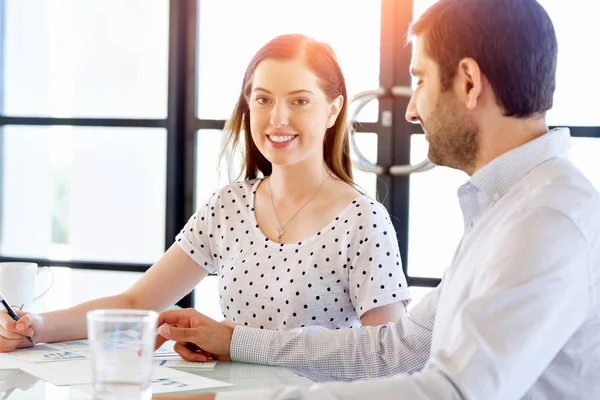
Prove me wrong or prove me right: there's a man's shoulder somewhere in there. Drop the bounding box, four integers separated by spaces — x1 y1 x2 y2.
514 158 600 237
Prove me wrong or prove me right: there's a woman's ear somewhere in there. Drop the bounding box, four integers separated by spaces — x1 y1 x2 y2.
326 95 344 128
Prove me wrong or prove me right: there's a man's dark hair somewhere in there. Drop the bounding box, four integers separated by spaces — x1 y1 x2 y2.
408 0 558 118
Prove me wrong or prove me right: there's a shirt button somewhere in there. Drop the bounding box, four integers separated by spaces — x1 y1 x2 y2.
493 192 500 201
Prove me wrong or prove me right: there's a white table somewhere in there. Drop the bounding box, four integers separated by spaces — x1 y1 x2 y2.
1 361 315 399
1 267 315 399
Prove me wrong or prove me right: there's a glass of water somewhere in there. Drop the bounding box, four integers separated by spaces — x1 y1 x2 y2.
87 309 158 400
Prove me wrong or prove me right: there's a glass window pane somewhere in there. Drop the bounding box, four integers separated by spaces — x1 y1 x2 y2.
197 0 381 122
195 129 229 209
3 0 169 118
568 137 600 191
408 134 465 278
414 0 437 19
541 1 600 126
351 132 379 200
0 126 167 263
407 285 436 310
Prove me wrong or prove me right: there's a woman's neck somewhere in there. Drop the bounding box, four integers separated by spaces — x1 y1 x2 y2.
268 163 331 203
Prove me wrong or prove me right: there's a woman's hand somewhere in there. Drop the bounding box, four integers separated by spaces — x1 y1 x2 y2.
0 311 42 352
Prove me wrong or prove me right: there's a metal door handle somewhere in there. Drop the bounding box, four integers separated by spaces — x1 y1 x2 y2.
350 86 434 176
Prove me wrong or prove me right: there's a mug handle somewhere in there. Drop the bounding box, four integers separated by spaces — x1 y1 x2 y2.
33 267 55 303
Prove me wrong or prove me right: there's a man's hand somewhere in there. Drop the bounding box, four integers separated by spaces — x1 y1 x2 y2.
153 394 215 400
155 308 234 362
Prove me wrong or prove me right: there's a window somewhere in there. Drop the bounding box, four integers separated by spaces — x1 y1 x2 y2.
1 126 167 263
541 0 600 126
4 0 169 118
1 1 171 273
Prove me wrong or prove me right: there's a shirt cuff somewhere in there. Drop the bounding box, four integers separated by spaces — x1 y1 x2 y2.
230 327 276 365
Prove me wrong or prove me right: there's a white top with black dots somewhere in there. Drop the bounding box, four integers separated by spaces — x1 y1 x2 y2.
176 179 411 331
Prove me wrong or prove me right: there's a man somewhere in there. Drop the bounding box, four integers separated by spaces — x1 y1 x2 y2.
154 0 600 398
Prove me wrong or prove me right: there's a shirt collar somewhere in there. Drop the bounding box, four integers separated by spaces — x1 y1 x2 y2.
468 128 572 201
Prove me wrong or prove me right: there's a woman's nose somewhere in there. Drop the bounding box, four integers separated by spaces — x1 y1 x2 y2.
270 103 290 127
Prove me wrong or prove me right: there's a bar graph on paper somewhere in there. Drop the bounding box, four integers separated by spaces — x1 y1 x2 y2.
7 344 88 363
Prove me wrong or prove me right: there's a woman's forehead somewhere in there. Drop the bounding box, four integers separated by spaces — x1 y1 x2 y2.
251 58 322 94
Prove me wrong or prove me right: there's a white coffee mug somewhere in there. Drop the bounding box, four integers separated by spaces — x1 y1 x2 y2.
0 262 54 311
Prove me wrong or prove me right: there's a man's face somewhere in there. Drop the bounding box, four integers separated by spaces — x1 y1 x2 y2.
405 37 479 173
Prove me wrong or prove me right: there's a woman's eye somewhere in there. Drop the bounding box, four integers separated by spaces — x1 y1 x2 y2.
294 99 309 106
255 97 270 105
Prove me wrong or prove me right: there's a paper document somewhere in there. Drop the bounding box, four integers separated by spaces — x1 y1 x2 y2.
20 360 97 386
8 338 177 364
6 343 88 363
22 359 232 394
75 372 232 395
21 359 231 390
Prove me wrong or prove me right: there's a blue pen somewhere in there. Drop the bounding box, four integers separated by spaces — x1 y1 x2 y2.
0 293 35 344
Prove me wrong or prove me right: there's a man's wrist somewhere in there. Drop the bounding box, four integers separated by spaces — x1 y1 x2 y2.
230 326 275 365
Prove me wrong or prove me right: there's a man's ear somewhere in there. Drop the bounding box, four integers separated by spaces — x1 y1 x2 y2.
456 58 483 110
326 95 344 128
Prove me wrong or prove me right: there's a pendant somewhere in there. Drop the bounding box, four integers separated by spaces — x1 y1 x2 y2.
276 227 285 242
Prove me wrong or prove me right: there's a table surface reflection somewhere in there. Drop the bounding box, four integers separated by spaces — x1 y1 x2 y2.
1 361 315 399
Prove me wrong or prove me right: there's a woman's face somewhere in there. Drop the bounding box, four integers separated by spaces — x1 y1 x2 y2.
248 58 343 169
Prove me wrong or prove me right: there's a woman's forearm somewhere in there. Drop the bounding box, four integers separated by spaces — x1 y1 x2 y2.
36 293 136 344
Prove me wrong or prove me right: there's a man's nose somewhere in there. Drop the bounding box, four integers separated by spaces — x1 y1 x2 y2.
405 96 420 123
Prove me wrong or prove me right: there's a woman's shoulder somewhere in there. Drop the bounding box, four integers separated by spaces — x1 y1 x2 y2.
196 179 262 215
348 194 392 218
219 178 261 196
202 179 261 203
338 194 396 231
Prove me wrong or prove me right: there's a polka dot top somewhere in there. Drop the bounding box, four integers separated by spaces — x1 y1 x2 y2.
176 179 410 330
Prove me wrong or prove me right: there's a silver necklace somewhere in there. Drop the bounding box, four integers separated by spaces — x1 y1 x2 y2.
268 174 331 242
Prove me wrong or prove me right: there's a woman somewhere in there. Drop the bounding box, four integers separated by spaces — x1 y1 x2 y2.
0 34 410 351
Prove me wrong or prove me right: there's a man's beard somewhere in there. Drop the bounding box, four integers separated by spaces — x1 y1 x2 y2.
423 93 479 173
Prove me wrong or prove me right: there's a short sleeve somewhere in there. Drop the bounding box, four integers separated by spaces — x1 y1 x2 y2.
175 199 216 274
348 202 410 318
